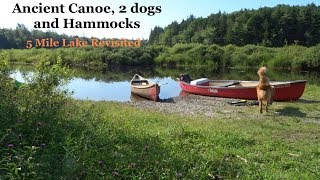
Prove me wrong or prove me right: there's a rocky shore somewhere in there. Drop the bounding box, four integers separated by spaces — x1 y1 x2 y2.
126 94 266 119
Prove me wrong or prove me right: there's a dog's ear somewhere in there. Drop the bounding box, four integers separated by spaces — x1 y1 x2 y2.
258 67 267 75
263 67 267 72
179 74 184 81
257 67 262 75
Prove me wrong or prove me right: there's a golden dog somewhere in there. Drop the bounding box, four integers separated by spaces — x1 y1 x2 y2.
256 67 274 113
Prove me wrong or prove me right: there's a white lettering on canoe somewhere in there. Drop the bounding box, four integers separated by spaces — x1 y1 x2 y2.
276 84 291 88
209 88 218 93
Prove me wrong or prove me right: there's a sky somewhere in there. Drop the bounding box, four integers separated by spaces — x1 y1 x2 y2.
0 0 319 39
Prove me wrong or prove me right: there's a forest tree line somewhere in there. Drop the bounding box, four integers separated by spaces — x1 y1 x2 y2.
0 4 320 49
149 4 320 47
0 24 147 49
0 4 320 70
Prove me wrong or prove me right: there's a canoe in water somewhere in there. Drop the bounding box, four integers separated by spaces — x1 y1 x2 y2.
178 75 307 101
130 74 160 101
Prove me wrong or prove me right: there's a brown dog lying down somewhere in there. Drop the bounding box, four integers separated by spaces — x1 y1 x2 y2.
256 67 274 113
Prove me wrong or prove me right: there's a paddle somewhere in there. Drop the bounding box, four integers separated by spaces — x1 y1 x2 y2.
159 82 168 86
220 81 240 87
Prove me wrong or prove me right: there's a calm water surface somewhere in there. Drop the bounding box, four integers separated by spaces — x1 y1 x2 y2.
10 67 181 101
67 77 180 101
10 66 320 102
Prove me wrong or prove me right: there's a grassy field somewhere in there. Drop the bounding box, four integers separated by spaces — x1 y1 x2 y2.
1 60 320 179
59 84 320 179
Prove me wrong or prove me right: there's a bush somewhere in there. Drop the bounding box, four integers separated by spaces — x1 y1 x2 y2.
0 58 72 178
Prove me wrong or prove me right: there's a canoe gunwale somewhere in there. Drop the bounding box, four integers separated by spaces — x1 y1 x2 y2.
179 80 307 89
131 83 158 89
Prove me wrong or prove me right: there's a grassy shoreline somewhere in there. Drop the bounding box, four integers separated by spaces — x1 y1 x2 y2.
3 85 320 178
67 86 320 179
1 60 320 178
1 44 320 70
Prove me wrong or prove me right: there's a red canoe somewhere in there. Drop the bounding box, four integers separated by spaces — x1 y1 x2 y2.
178 78 307 101
130 74 160 101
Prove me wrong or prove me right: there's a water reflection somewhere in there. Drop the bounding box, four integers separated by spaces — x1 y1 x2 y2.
130 92 148 102
9 65 320 102
68 76 180 101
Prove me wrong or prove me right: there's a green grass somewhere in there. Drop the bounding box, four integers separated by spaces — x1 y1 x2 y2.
1 60 320 178
2 86 320 179
55 83 320 179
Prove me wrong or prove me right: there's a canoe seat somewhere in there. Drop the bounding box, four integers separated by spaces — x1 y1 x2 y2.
190 78 209 85
132 80 149 84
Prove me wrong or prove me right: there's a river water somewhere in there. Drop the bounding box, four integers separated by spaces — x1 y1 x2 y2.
9 66 320 102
